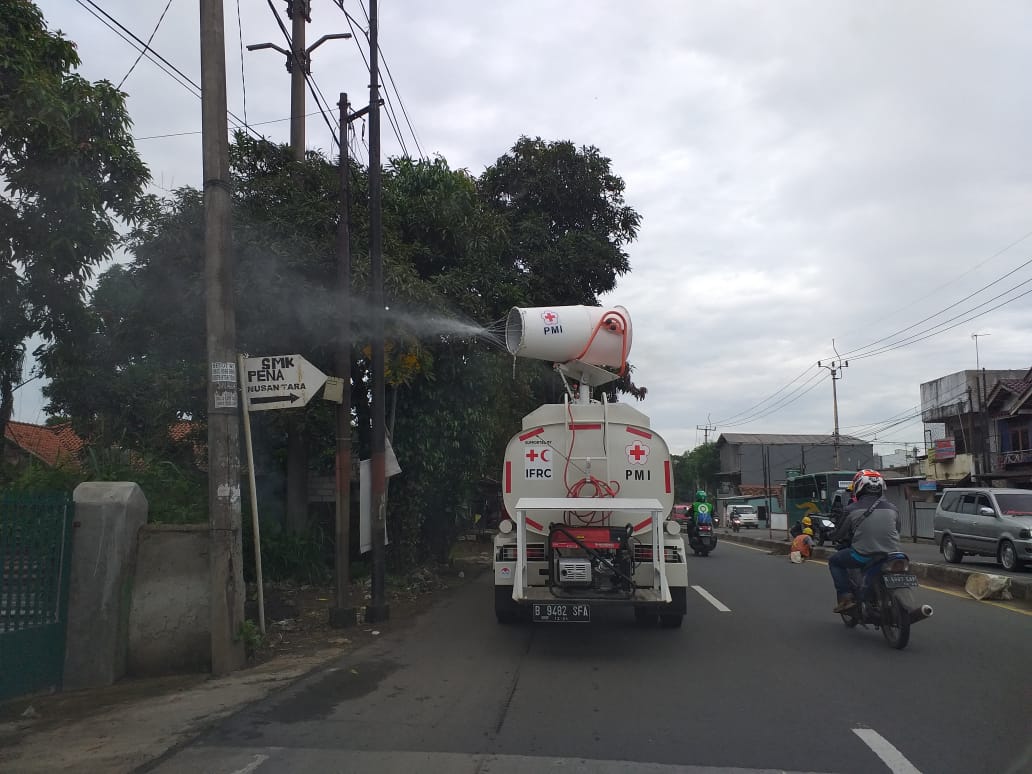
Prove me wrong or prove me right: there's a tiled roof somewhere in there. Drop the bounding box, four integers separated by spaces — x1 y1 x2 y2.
998 379 1030 394
4 420 85 469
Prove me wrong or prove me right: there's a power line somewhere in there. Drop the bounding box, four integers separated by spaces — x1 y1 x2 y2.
838 256 1032 360
335 0 419 158
263 0 341 150
76 0 262 140
117 0 173 90
236 0 249 129
849 274 1032 361
712 364 819 425
719 371 830 428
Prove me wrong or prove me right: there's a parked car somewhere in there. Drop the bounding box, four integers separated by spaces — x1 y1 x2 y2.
726 504 759 529
933 488 1032 571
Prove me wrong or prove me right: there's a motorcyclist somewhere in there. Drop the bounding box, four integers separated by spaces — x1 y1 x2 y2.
690 490 713 529
827 469 901 613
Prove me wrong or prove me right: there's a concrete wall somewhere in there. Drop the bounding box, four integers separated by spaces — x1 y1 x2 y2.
128 524 210 676
65 482 148 690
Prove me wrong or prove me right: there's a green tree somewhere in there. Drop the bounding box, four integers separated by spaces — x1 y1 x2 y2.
0 0 149 437
671 442 721 501
478 136 640 306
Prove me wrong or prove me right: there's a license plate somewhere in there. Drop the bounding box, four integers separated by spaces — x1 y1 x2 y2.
883 573 918 589
532 603 591 623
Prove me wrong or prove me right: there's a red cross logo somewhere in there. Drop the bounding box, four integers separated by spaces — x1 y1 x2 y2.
526 448 550 463
541 310 558 324
626 442 649 465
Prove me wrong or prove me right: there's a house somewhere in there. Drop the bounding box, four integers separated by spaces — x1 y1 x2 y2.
714 432 874 496
919 368 1029 486
2 420 85 471
984 366 1032 487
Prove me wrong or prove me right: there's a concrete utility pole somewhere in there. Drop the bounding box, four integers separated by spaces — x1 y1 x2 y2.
200 0 245 674
366 0 389 624
818 356 848 469
328 93 372 628
697 422 716 444
246 2 352 162
972 333 992 479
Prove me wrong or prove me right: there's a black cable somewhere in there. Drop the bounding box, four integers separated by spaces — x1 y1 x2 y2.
838 256 1032 360
117 0 172 90
236 0 249 129
712 365 819 424
77 0 262 140
264 0 340 149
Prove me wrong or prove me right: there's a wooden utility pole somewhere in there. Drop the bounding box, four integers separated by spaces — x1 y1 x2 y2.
201 0 245 675
366 0 389 624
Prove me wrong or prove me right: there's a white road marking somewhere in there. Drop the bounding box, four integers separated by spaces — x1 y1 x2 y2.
691 584 731 612
853 728 923 774
228 754 269 774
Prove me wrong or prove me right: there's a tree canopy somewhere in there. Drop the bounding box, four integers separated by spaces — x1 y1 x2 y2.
0 0 149 432
41 132 642 565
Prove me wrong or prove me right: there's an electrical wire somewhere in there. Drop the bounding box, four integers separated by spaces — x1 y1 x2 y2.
116 0 173 90
76 0 262 140
718 371 830 428
264 0 340 150
711 364 819 425
236 0 248 129
849 277 1032 362
837 256 1032 360
336 0 421 159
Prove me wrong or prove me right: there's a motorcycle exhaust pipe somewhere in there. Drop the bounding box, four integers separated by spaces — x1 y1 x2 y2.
909 604 934 624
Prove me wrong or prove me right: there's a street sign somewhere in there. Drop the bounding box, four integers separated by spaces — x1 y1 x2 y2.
242 354 327 412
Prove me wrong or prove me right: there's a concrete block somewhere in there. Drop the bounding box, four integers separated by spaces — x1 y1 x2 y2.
65 482 148 690
128 524 210 676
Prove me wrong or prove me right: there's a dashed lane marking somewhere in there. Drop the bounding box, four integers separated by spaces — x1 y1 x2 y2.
228 754 269 774
692 585 731 612
853 728 923 774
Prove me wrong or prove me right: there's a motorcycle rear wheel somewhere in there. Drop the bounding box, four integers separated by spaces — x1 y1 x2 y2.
880 591 911 650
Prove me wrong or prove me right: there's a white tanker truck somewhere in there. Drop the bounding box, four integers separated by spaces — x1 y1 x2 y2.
493 305 688 627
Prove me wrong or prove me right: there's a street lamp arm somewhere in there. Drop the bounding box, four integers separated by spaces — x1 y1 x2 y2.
246 42 289 56
308 32 353 55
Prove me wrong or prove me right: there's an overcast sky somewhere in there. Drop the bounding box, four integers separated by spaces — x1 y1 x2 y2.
17 0 1032 457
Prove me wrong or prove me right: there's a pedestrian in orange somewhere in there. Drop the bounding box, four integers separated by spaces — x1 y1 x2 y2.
789 527 815 564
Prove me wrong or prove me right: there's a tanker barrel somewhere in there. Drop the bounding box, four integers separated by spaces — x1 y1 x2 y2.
504 306 632 368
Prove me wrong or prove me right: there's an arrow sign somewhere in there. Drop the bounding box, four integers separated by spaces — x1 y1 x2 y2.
242 354 328 412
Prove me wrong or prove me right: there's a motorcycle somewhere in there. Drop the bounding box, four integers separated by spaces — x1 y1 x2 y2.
790 514 836 545
729 515 742 533
687 517 717 556
837 549 933 650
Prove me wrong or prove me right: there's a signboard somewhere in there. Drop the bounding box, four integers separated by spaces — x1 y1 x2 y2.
242 354 327 412
933 438 956 461
918 481 938 491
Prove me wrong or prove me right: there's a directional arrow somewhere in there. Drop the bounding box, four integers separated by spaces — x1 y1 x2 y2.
250 393 301 406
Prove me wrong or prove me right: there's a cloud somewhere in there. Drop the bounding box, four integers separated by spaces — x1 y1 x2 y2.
20 0 1032 461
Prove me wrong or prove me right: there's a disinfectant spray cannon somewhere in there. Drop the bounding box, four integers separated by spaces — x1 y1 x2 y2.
493 306 688 627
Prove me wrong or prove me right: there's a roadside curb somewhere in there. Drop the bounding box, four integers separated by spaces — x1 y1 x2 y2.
717 531 1032 605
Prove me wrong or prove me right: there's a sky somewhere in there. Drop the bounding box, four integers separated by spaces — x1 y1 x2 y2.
15 0 1032 457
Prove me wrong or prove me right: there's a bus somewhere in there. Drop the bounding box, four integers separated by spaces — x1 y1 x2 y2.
783 471 856 525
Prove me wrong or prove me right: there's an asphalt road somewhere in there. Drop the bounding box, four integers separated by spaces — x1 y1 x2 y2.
148 543 1031 774
723 526 1032 580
